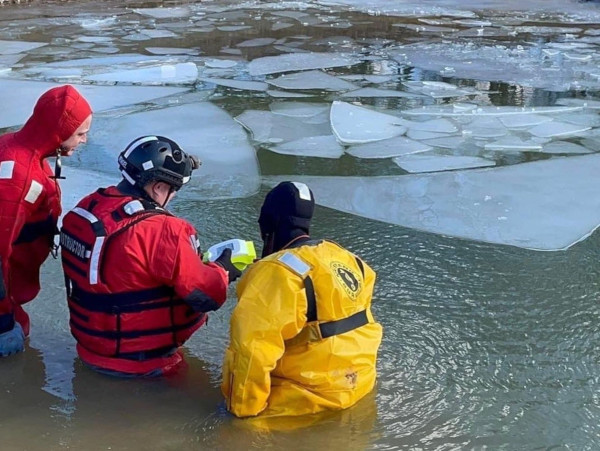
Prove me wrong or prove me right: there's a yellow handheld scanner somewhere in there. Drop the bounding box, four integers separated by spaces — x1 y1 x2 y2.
204 239 256 271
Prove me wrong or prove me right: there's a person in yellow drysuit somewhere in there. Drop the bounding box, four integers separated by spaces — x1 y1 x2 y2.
222 181 383 419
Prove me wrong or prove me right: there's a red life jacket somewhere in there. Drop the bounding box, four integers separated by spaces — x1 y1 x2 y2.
60 188 205 374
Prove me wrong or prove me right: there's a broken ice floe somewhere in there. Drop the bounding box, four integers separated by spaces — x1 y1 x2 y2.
59 167 121 218
236 38 277 48
235 110 331 144
0 79 190 129
402 104 583 117
0 54 26 72
340 87 424 99
248 52 358 76
268 70 356 91
402 80 480 98
199 77 268 91
268 135 345 158
528 121 591 138
0 39 47 55
484 137 543 152
272 153 600 251
203 59 239 69
540 141 592 154
87 103 259 198
145 47 201 56
498 114 553 129
391 39 600 92
132 7 192 19
346 136 431 159
269 101 330 118
85 62 198 85
330 101 406 144
123 29 178 41
462 117 508 139
267 90 313 98
393 154 496 173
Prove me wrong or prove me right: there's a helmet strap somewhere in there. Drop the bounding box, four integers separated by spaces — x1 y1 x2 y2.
159 184 176 208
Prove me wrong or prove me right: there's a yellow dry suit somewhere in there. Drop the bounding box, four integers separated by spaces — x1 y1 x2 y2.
222 239 383 418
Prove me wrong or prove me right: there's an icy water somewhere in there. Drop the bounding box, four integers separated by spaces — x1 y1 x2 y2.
2 0 600 450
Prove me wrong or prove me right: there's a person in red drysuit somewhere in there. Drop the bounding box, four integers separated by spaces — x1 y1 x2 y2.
0 84 92 357
60 135 241 377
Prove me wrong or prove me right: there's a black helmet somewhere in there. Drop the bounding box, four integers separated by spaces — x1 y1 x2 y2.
118 135 200 191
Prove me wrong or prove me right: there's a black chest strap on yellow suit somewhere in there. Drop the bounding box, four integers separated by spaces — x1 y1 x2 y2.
277 248 369 345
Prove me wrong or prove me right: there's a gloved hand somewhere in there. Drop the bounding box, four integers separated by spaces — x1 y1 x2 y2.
214 248 242 283
0 322 25 357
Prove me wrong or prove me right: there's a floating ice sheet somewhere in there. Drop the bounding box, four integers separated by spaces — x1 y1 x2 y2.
402 80 479 98
268 135 344 158
59 167 121 217
339 74 395 84
0 39 46 55
484 136 543 151
0 79 190 129
248 52 358 76
463 117 507 139
346 136 431 159
267 90 313 98
556 98 600 110
540 141 592 154
559 113 600 128
393 154 496 173
132 7 192 19
330 101 406 145
236 38 277 47
498 114 553 129
199 77 268 91
203 59 238 69
235 110 332 144
403 104 583 117
145 47 201 56
88 103 258 198
0 54 25 71
272 153 600 250
340 87 423 98
400 118 458 134
406 129 457 141
268 70 356 91
269 101 329 118
41 53 164 68
422 136 467 150
313 0 476 18
85 62 198 85
528 121 591 138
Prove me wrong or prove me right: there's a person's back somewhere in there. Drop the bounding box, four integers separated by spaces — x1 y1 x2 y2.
222 181 382 418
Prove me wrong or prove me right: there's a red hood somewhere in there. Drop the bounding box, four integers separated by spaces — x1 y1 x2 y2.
14 85 92 158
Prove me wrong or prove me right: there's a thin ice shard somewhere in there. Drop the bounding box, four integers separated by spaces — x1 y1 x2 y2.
248 52 358 76
393 154 495 173
330 101 407 144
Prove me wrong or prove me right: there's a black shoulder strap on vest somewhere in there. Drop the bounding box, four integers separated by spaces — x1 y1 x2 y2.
304 276 317 322
355 256 365 278
300 264 369 340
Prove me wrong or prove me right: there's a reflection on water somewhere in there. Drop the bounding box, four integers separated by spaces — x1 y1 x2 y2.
2 0 600 449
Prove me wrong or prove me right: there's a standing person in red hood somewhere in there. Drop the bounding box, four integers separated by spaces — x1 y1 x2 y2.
0 84 92 357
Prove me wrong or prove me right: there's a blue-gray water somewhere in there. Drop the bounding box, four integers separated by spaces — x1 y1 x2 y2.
1 1 600 449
